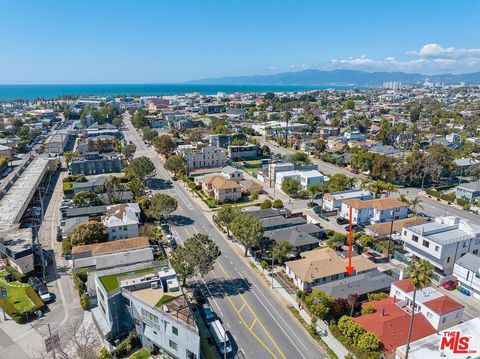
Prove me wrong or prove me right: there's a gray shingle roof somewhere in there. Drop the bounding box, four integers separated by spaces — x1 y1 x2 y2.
314 269 393 299
455 253 480 272
457 181 480 192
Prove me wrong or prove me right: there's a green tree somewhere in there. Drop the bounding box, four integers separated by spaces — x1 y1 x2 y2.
290 151 311 165
409 196 423 214
281 178 301 197
112 117 123 128
260 199 272 209
72 190 104 207
69 221 107 246
164 155 187 175
344 99 355 110
213 206 240 237
405 259 434 358
326 173 350 193
125 156 156 181
357 332 381 351
313 139 326 156
272 199 284 208
169 246 195 286
231 214 264 256
153 134 176 157
122 143 136 161
271 240 294 265
100 176 127 204
306 183 323 204
304 289 335 321
147 193 178 221
65 151 80 166
367 180 396 199
128 176 144 199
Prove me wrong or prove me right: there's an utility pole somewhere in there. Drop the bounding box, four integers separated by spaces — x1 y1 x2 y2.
387 210 395 260
271 252 274 288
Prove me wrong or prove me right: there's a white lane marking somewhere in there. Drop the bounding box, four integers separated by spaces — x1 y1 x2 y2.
241 271 309 354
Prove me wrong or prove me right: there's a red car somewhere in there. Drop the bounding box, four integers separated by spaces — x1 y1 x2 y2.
443 279 458 291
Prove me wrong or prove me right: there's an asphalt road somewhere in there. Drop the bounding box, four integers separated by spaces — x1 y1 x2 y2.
123 114 326 359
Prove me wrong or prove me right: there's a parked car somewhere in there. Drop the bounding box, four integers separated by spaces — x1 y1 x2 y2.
443 279 458 291
336 217 349 225
201 302 216 323
29 276 43 291
312 206 322 214
344 224 363 232
417 212 432 222
307 202 319 208
5 274 15 282
39 288 53 303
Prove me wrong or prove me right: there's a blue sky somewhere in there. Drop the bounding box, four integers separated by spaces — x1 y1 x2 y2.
0 0 479 84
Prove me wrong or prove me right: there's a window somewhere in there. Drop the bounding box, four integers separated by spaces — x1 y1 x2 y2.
473 249 478 255
426 312 432 319
403 230 407 236
412 235 419 242
447 257 450 263
461 252 467 257
442 317 446 323
169 340 178 351
463 242 468 248
422 240 430 248
435 245 439 252
172 326 178 336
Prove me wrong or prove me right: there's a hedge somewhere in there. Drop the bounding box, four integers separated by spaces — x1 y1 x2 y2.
329 323 380 359
63 181 74 196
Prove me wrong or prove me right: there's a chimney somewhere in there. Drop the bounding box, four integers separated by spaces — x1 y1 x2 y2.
382 307 385 316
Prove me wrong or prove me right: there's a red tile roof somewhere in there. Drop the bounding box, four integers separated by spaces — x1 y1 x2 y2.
353 298 436 354
393 278 415 293
424 295 464 315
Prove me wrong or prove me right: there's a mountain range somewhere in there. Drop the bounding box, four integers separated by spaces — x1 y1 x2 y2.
187 69 480 87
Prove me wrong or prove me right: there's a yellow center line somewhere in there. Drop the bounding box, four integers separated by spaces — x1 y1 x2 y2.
249 318 257 330
216 262 286 359
237 303 246 313
211 271 279 359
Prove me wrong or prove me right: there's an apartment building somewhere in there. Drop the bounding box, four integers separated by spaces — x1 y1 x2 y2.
102 203 141 240
201 175 242 203
275 170 328 193
68 152 123 176
177 145 228 171
452 253 480 299
401 216 480 276
455 181 480 203
340 197 409 225
227 144 259 161
90 263 200 359
322 189 373 212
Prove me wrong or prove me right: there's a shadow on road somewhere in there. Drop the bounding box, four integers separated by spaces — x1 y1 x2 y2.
201 277 253 298
147 178 173 190
168 214 194 226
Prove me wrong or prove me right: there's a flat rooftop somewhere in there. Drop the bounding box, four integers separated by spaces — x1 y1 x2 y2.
0 157 52 226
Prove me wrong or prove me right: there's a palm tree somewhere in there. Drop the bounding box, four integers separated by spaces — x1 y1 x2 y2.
367 180 384 199
408 196 423 214
306 183 323 205
404 259 434 359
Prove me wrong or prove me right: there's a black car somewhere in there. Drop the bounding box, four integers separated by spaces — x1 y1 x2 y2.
336 217 349 225
312 206 322 214
345 224 363 232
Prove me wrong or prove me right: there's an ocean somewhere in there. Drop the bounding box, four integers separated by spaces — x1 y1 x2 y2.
0 84 355 101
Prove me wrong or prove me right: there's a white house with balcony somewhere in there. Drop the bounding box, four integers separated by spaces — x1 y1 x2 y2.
390 279 464 331
275 170 328 194
401 216 480 276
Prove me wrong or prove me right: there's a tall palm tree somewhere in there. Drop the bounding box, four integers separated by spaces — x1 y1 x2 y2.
346 177 357 190
367 180 384 199
408 196 423 214
404 259 434 359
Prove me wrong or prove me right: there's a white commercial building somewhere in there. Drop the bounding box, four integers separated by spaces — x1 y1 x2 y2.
402 216 480 276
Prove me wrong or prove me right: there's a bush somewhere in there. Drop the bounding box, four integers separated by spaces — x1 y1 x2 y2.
63 181 74 196
207 198 218 208
62 237 72 255
329 322 379 359
73 273 86 294
326 229 335 237
441 192 456 202
250 190 260 200
367 292 388 301
272 199 284 208
80 293 91 310
425 188 440 198
98 347 112 359
260 199 272 209
361 304 376 315
63 175 78 183
456 197 468 207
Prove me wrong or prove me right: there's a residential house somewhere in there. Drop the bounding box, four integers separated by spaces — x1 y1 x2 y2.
72 176 109 194
285 247 377 291
71 237 153 271
90 263 200 359
455 181 480 202
102 203 141 240
402 216 480 276
0 227 34 274
452 253 480 299
260 216 306 232
340 198 409 225
225 108 247 118
389 279 464 331
209 134 246 149
201 175 242 203
364 216 426 239
85 122 119 138
322 189 373 212
44 131 69 154
264 223 324 254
